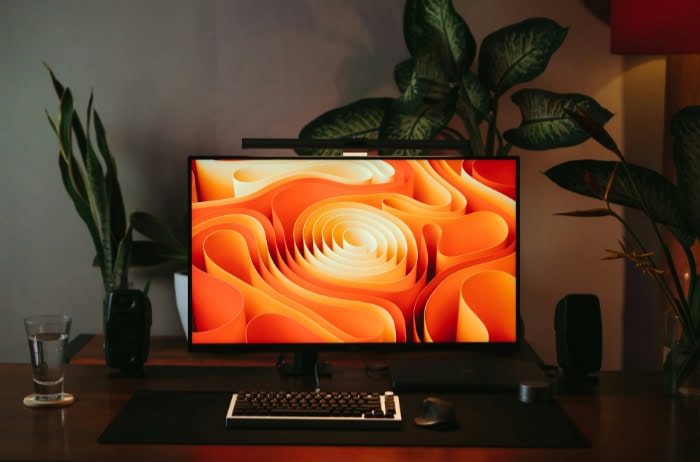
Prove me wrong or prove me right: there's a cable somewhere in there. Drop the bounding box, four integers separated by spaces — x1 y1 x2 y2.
313 359 323 392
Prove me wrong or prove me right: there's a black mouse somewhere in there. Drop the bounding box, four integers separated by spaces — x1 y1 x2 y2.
414 396 458 430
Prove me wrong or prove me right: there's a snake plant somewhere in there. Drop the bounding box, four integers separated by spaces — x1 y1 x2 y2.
44 64 187 301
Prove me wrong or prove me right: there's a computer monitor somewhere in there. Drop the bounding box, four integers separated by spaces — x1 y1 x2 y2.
188 156 519 373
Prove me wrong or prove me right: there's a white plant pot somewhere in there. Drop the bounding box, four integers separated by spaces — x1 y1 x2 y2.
173 272 189 337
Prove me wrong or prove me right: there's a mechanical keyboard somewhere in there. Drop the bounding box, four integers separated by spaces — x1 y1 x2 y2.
225 390 402 430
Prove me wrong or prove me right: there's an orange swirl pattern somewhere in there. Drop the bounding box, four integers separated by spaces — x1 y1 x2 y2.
190 158 517 344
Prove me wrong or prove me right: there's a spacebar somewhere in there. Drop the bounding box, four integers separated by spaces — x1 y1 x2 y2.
270 409 331 417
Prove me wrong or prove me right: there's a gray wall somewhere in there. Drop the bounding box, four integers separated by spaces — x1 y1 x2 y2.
2 0 664 369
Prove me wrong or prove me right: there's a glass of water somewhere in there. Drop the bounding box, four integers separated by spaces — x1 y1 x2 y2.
24 315 72 402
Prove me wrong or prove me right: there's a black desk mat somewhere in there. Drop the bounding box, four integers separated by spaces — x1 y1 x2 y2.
98 389 589 448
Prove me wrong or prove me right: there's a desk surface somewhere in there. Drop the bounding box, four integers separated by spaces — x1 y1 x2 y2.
2 356 700 462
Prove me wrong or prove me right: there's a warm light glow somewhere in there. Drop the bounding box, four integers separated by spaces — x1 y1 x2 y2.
342 151 368 157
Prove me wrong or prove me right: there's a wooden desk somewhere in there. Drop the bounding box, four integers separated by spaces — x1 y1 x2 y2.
68 334 508 367
68 334 245 366
1 360 699 461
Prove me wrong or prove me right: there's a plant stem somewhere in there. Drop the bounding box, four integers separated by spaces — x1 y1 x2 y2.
485 96 500 157
455 86 485 156
607 206 696 344
611 154 691 328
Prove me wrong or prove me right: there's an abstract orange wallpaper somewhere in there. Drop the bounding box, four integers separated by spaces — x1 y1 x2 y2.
190 158 518 345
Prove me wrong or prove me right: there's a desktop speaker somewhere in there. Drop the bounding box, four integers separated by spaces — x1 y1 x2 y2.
554 294 602 375
105 289 152 372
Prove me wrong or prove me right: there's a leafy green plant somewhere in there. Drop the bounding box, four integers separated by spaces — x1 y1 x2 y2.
545 106 700 395
44 64 187 304
298 0 612 156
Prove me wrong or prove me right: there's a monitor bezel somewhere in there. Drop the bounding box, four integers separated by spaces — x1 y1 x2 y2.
187 154 521 356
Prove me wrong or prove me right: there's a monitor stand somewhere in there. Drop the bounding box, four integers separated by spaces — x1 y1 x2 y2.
276 351 333 377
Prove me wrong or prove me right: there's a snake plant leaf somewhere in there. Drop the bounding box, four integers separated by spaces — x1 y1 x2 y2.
58 148 105 281
58 88 75 169
45 64 88 163
504 89 613 150
83 134 113 291
545 159 696 248
112 226 133 290
408 0 476 82
378 87 458 156
297 98 394 156
94 110 127 246
44 62 65 101
56 89 109 285
479 18 568 95
670 105 700 239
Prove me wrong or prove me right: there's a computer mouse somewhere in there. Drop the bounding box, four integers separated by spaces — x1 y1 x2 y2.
414 396 458 430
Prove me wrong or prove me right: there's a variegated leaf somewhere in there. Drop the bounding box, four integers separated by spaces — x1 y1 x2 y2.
297 98 393 156
406 0 475 82
564 107 621 157
479 18 567 95
394 58 415 93
459 72 491 121
378 88 458 156
670 105 700 239
545 159 696 248
505 89 613 150
394 68 423 114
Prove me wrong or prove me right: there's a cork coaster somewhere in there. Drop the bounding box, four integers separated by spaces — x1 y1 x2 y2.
23 393 75 408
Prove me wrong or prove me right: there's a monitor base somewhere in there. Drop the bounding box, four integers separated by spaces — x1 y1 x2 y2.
277 351 332 377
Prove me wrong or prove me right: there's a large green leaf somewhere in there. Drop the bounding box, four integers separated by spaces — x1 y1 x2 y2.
130 211 187 255
394 58 415 93
478 18 568 95
410 0 475 83
131 240 187 267
393 58 454 112
378 88 458 156
297 98 393 156
563 107 621 157
504 89 613 150
403 0 421 56
414 0 476 83
545 160 696 248
459 71 491 121
394 66 423 114
670 106 700 238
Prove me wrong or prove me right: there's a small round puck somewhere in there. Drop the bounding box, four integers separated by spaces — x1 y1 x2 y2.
518 380 553 403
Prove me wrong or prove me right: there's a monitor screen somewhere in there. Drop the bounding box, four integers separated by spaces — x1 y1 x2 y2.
189 156 518 355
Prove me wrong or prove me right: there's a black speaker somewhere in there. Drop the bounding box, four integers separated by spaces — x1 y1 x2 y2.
554 293 602 376
105 289 152 374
